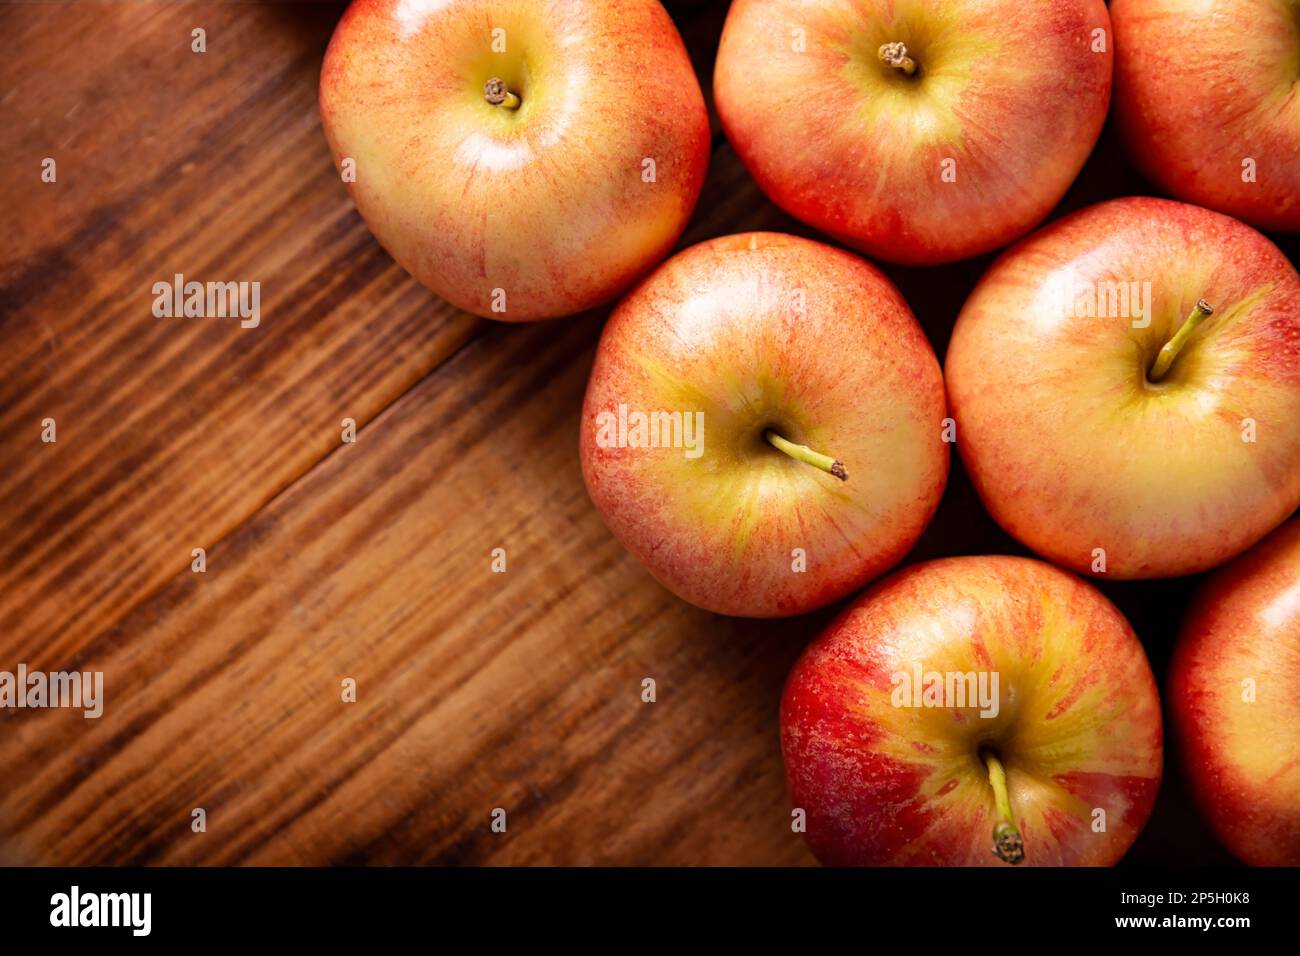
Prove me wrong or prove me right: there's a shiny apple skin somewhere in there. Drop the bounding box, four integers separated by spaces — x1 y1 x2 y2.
947 197 1300 580
580 233 948 618
319 0 710 322
782 555 1163 866
1112 0 1300 233
713 0 1112 266
1171 519 1300 866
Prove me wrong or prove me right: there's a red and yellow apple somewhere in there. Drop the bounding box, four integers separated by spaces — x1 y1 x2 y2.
1112 0 1300 232
713 0 1112 265
782 555 1163 866
319 0 710 321
946 197 1300 579
580 232 948 618
1170 518 1300 866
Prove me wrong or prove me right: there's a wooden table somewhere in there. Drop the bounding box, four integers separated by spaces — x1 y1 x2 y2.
0 0 1290 865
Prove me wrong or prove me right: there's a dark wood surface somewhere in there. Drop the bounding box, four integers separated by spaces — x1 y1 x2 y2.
0 0 1292 865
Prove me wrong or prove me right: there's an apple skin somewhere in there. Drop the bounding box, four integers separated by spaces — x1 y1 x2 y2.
318 0 710 322
713 0 1112 266
782 555 1163 866
580 232 948 618
946 197 1300 580
1170 518 1300 866
1112 0 1300 233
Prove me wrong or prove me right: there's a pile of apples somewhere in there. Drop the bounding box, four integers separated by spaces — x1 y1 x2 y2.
320 0 1300 866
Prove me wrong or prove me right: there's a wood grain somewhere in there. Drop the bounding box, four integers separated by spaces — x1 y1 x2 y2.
2 308 826 865
0 0 822 866
1 1 1294 867
0 2 480 669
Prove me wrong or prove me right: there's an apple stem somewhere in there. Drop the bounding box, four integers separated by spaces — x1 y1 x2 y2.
484 77 521 110
1149 298 1214 382
878 41 918 77
764 431 847 481
981 749 1025 865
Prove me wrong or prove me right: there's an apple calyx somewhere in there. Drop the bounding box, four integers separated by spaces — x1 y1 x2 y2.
764 430 848 481
981 749 1025 865
484 77 521 110
1149 298 1214 382
877 42 918 77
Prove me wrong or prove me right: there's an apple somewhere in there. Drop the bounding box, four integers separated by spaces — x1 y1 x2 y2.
1170 518 1300 866
712 0 1112 265
1112 0 1300 233
782 555 1163 866
318 0 710 322
580 232 948 618
946 197 1300 580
